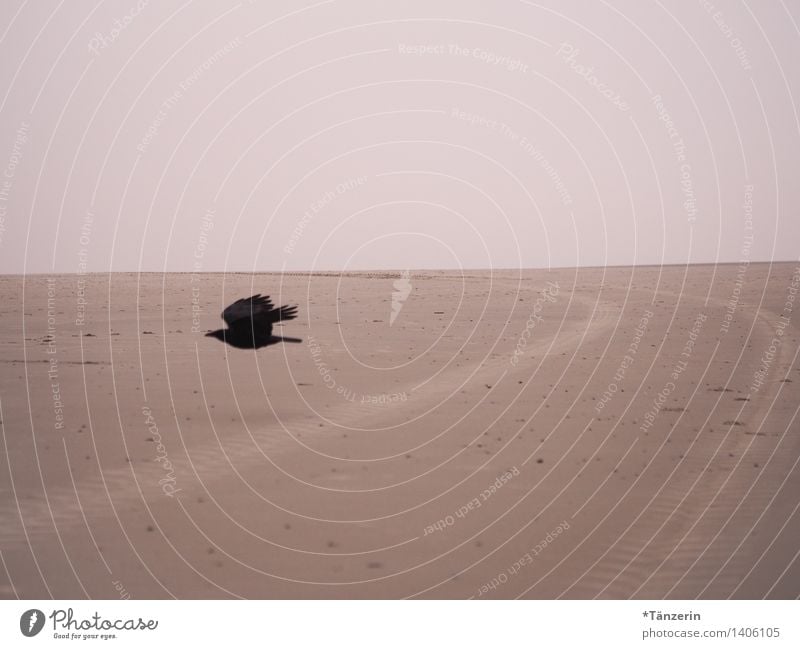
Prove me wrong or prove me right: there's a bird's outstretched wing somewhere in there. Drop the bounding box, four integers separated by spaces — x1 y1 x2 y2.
221 294 274 325
268 304 298 323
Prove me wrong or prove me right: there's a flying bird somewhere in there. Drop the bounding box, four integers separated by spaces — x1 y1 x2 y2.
206 294 301 349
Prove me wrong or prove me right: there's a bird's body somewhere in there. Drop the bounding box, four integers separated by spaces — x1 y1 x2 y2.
205 294 300 349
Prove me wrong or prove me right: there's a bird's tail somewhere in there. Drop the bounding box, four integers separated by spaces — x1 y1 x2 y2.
269 305 298 323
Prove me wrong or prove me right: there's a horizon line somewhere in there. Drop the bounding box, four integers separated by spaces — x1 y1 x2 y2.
2 259 797 278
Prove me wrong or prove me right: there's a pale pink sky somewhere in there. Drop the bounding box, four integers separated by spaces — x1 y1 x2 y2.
0 0 798 273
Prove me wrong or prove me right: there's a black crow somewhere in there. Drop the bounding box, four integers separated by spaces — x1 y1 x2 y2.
205 294 301 349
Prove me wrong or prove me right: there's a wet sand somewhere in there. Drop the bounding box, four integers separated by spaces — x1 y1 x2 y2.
1 263 799 598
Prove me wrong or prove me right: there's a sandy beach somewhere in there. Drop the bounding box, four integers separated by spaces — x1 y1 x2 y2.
1 263 798 599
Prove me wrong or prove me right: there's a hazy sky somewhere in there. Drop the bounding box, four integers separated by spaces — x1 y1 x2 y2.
0 0 798 273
